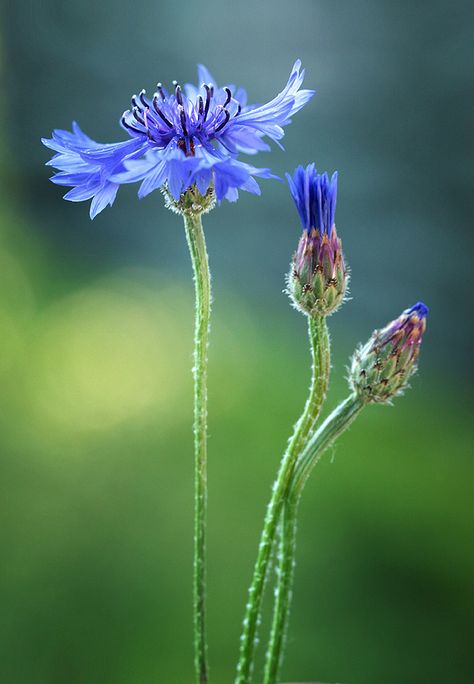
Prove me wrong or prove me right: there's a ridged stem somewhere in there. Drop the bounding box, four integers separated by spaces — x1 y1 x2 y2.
235 316 330 684
263 394 364 684
184 212 211 684
263 494 299 684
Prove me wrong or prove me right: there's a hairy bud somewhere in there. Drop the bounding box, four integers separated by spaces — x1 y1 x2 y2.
286 164 347 316
350 302 428 403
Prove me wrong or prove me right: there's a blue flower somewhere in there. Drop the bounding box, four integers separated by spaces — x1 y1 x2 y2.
287 163 346 316
42 61 314 218
286 163 338 235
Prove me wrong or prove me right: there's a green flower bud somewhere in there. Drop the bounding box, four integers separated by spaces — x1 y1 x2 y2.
289 225 347 316
286 165 348 317
350 302 428 404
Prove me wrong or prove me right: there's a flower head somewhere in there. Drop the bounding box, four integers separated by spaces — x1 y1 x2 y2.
42 61 314 218
286 164 347 316
350 302 429 404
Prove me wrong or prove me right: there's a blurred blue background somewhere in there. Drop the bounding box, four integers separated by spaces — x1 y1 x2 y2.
0 1 473 682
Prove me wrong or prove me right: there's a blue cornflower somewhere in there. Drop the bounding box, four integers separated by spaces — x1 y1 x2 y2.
42 61 314 218
286 163 338 236
286 163 347 317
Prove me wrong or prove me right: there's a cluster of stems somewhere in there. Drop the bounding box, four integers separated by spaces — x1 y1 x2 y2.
262 394 364 683
183 209 363 684
182 205 423 684
182 207 345 684
235 315 331 683
234 317 364 684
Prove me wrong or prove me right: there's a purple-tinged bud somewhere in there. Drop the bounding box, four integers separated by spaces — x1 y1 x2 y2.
350 302 429 404
286 164 347 317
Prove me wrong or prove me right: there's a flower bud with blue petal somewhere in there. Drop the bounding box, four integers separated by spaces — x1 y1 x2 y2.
286 164 347 317
350 302 428 404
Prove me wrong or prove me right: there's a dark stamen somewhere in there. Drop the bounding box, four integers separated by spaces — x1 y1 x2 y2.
121 112 143 134
223 87 232 108
131 94 140 108
203 85 212 121
174 83 183 105
156 83 165 100
215 108 230 132
139 89 148 108
198 96 204 116
179 105 188 137
235 104 242 116
133 106 145 125
152 95 173 128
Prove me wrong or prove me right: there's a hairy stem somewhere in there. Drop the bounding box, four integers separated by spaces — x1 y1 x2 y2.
235 316 330 684
263 494 299 684
263 394 364 683
184 212 211 684
294 394 364 497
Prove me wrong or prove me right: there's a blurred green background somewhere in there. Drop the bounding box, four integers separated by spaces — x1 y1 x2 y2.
0 1 473 682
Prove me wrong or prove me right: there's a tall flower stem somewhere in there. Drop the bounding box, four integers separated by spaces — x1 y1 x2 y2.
235 316 330 684
263 494 299 684
183 212 211 684
263 394 364 684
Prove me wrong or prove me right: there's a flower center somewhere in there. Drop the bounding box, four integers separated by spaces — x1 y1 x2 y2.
121 79 242 155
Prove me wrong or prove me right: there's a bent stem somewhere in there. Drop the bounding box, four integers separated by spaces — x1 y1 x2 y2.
184 212 211 684
294 393 364 496
263 494 299 684
235 316 330 684
263 393 364 684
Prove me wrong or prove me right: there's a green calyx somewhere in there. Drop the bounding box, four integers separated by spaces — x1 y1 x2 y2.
350 334 418 404
162 183 216 216
289 257 347 317
289 226 347 318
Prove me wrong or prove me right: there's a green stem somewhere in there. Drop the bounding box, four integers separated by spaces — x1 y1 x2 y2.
263 494 299 684
235 316 330 684
184 212 211 684
294 394 364 497
263 394 365 684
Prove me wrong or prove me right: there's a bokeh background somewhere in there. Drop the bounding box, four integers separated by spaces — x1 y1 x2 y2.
1 1 473 682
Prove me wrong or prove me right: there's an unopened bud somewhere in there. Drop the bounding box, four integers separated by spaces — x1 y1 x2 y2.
350 302 428 403
286 164 347 316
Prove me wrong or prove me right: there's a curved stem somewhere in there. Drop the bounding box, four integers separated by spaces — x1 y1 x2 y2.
263 394 364 684
263 495 299 684
235 316 330 684
184 212 211 684
294 394 364 497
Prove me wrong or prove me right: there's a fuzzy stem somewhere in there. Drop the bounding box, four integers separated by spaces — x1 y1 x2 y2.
294 394 364 497
263 394 364 684
235 316 330 684
184 212 211 684
263 494 299 684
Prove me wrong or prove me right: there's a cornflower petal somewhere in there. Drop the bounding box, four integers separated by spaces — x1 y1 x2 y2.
43 61 313 217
